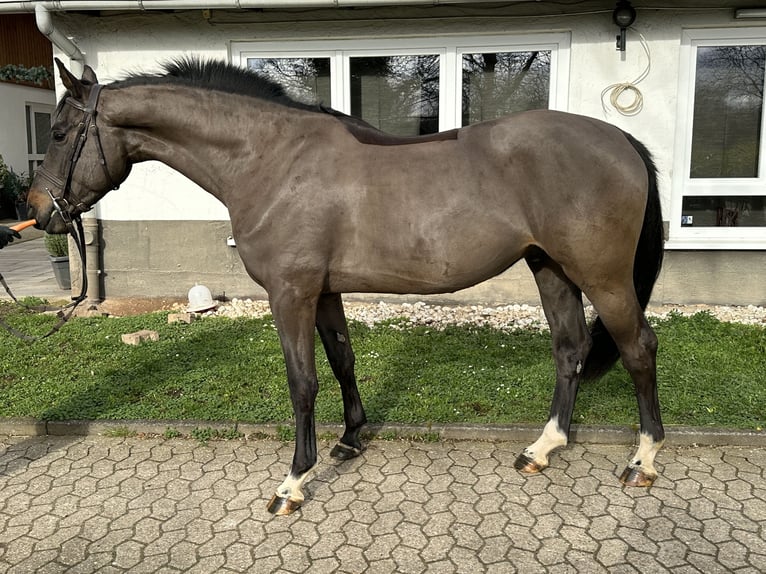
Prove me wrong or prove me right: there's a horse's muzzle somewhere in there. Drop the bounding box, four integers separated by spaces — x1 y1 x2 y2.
26 188 66 233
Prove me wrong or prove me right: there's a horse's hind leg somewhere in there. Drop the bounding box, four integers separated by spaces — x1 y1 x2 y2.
589 290 663 486
515 256 592 474
315 293 367 459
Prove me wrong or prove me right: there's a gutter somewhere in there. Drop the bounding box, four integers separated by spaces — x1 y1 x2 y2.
3 0 525 13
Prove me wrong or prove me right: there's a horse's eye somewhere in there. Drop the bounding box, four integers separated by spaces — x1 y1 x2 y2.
52 131 67 142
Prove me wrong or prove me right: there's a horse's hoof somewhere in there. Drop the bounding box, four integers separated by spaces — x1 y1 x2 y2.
330 442 363 460
267 494 302 515
514 452 546 474
619 466 656 487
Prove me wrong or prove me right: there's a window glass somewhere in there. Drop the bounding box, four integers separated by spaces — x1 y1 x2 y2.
246 57 332 106
34 111 50 154
690 45 766 178
681 196 766 227
461 51 551 125
25 105 32 155
349 55 440 136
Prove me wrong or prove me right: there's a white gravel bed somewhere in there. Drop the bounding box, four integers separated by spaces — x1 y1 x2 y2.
203 298 766 331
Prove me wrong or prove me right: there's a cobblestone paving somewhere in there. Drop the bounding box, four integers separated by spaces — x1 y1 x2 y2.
1 435 764 573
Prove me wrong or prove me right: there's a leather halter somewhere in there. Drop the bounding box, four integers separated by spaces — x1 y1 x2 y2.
36 83 119 227
0 83 119 340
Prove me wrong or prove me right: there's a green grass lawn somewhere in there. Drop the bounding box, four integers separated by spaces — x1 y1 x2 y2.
1 302 764 430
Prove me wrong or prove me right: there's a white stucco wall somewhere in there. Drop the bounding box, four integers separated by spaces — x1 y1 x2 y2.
0 83 55 174
47 7 756 224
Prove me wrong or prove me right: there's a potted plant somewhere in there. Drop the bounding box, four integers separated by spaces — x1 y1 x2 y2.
44 232 71 290
15 172 31 220
0 156 30 220
12 172 30 220
0 156 14 219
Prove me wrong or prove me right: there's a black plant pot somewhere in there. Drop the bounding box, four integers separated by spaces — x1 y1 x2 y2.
15 202 29 220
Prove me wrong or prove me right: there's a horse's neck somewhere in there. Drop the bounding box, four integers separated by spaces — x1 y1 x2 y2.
102 85 286 203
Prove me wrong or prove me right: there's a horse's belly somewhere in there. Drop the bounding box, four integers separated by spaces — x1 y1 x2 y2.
329 236 525 295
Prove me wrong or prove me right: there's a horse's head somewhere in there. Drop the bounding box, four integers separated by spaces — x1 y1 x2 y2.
28 60 131 233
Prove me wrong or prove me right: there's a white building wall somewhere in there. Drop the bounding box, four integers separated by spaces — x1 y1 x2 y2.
0 83 55 174
48 7 713 224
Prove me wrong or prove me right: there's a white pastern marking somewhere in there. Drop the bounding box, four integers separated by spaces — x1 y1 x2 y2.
524 418 568 465
276 466 316 502
631 432 663 475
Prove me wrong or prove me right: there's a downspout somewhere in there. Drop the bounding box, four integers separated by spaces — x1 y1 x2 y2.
35 4 102 304
34 4 83 70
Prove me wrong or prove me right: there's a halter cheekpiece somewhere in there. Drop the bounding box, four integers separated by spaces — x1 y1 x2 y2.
36 83 119 228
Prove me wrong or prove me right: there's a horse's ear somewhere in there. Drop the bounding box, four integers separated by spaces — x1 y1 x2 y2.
55 58 86 100
82 65 98 85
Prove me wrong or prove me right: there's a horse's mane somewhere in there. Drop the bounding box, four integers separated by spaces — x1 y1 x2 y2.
111 56 339 116
108 56 457 145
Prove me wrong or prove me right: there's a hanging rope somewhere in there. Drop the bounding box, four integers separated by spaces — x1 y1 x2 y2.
601 29 652 116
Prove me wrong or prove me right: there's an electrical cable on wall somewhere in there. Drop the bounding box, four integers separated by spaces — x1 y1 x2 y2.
601 29 651 116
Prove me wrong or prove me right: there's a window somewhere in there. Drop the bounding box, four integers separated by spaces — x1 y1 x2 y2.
350 54 440 136
25 103 53 175
461 51 551 125
672 29 766 248
246 57 331 105
235 34 569 135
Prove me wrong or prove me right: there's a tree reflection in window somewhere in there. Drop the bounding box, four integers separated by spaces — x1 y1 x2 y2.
350 55 440 136
682 196 766 227
246 57 332 106
690 46 766 178
462 51 551 125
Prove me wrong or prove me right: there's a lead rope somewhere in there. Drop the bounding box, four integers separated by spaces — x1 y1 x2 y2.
0 218 89 341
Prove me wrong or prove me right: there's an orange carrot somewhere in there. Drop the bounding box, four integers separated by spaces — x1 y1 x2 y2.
10 219 37 232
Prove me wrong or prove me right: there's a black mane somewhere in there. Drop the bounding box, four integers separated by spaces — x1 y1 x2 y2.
107 56 444 145
112 57 332 115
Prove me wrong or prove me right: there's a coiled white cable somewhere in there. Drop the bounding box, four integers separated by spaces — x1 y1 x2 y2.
601 29 651 116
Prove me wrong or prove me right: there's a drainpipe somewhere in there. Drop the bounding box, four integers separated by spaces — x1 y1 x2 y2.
35 4 102 304
34 4 84 72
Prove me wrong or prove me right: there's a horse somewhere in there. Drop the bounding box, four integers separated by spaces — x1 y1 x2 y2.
27 58 665 516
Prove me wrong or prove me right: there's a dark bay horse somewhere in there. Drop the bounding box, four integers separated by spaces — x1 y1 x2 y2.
28 58 665 515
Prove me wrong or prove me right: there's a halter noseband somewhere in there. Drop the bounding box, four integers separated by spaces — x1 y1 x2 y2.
36 83 119 228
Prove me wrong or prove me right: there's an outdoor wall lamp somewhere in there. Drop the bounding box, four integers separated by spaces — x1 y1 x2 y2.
613 0 637 52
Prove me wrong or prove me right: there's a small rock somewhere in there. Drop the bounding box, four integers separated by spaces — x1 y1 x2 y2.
121 330 160 345
168 312 194 324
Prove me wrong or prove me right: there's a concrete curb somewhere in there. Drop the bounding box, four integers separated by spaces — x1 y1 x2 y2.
0 417 763 447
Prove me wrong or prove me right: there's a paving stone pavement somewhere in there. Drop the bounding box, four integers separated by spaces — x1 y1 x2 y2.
0 236 65 301
0 434 764 574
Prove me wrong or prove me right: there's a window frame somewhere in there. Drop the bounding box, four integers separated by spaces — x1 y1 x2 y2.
231 32 570 133
670 27 766 250
25 102 53 175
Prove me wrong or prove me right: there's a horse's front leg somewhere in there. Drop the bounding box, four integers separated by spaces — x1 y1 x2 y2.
266 288 320 516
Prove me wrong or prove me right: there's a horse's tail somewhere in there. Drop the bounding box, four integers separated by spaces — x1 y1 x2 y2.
582 131 664 380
